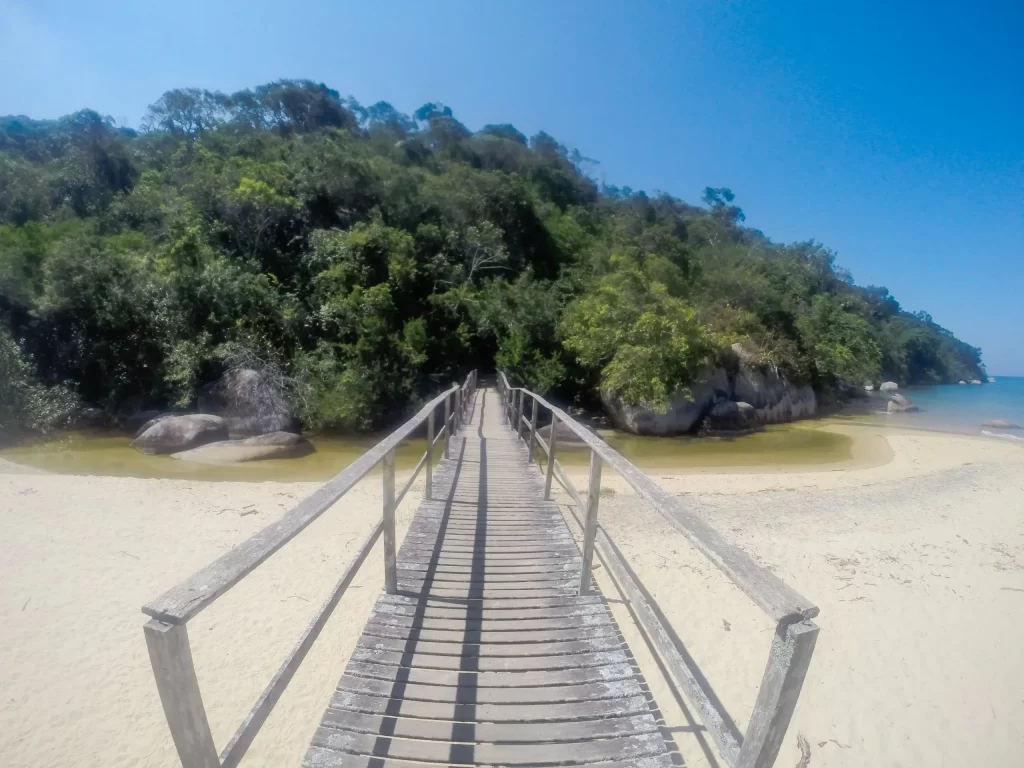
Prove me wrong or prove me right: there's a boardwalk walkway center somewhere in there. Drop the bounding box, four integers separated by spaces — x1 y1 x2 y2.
141 372 820 768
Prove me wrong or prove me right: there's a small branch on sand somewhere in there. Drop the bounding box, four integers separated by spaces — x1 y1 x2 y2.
1001 587 1024 593
22 597 31 611
795 733 812 767
117 550 140 559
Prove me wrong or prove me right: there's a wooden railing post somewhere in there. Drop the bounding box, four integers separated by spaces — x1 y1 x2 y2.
444 393 451 459
527 395 538 462
516 390 526 442
382 448 397 594
425 409 434 500
736 620 820 768
455 387 462 432
544 414 558 500
144 619 220 768
579 451 603 595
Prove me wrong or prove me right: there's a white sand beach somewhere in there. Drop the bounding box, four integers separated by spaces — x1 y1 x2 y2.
1 425 1022 767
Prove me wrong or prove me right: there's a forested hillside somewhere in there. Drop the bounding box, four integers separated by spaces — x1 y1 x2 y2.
0 80 985 434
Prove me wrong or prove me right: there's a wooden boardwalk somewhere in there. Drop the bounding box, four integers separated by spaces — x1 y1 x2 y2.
303 388 677 767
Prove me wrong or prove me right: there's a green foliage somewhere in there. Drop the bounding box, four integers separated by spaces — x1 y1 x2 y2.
0 82 985 435
562 255 718 410
0 327 78 436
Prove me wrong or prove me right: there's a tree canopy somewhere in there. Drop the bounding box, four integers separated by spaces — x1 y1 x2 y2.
0 80 985 433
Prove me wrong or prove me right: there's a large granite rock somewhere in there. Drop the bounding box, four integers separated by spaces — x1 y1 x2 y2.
199 368 298 438
703 400 757 433
131 414 229 455
733 365 817 424
171 431 314 464
600 367 730 436
887 393 919 413
970 379 982 385
600 344 816 436
880 381 899 393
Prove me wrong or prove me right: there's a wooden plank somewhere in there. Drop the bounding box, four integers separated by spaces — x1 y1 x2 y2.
366 614 613 634
319 709 659 743
337 674 642 704
303 746 676 768
344 661 635 688
309 727 666 766
143 384 459 624
350 647 630 671
374 593 605 611
397 586 575 600
360 622 617 644
327 689 651 722
143 620 220 768
355 635 623 659
735 619 820 768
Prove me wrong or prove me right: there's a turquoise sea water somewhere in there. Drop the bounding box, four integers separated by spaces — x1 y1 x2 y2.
858 376 1024 439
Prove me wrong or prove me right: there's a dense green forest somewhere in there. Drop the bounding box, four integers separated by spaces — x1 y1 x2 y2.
0 80 984 434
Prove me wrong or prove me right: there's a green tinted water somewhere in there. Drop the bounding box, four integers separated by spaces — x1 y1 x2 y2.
0 423 853 481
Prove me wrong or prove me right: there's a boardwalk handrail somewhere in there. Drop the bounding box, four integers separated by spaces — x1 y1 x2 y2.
496 371 819 768
142 371 477 768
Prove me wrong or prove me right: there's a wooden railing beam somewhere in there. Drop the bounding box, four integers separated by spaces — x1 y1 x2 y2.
382 448 397 594
144 620 220 768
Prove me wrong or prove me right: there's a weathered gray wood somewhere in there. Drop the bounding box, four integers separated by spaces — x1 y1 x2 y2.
302 746 676 768
444 393 451 459
525 388 819 624
143 620 220 768
337 673 641 703
320 708 658 743
345 660 634 687
382 448 397 595
350 646 630 671
579 450 602 596
328 689 650 721
544 413 558 499
527 393 538 462
424 408 434 500
142 384 459 624
310 727 666 765
220 522 383 768
735 619 820 768
361 622 616 644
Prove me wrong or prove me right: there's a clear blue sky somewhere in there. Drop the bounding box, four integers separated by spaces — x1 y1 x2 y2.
3 0 1022 374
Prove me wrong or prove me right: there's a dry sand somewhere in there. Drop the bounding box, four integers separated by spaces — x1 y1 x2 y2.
1 425 1022 767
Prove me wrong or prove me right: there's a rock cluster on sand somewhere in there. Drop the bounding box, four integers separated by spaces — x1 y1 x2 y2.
130 368 311 462
601 342 814 436
131 414 230 455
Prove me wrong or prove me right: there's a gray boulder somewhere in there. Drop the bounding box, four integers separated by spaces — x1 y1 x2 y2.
733 364 816 424
171 431 314 464
970 379 982 385
703 401 757 433
131 414 229 455
983 419 1021 430
199 368 298 437
73 407 110 428
600 367 731 435
958 380 966 385
864 383 875 391
989 377 996 383
879 381 899 393
887 393 919 413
